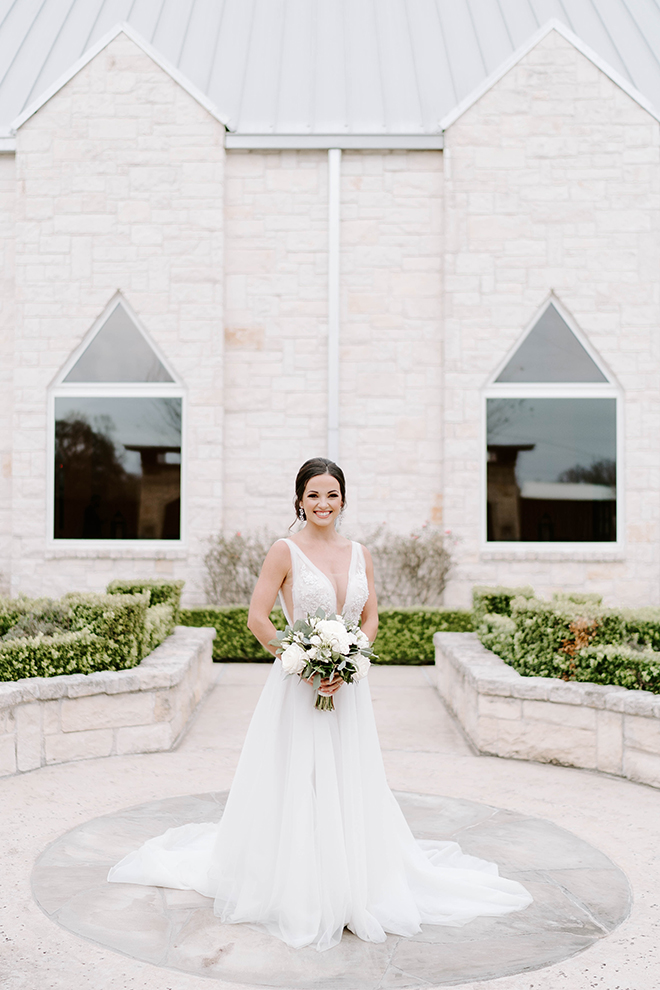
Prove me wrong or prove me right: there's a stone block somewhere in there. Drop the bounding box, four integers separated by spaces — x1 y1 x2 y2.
42 700 60 735
477 695 522 720
522 699 596 731
624 747 660 788
0 733 16 776
115 722 172 755
16 702 42 772
501 719 596 770
596 709 623 775
624 714 660 756
46 728 113 765
61 692 154 732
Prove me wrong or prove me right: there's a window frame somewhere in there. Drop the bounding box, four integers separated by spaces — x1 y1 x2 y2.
47 297 187 550
481 303 623 554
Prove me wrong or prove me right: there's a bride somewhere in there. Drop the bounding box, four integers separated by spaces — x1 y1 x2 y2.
108 457 532 951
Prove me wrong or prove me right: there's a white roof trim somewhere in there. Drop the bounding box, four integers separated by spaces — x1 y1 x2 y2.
226 133 443 150
441 18 660 131
11 21 231 134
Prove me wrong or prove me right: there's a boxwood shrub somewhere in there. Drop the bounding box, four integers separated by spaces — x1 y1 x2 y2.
107 579 183 653
0 630 104 682
475 585 660 694
179 606 473 664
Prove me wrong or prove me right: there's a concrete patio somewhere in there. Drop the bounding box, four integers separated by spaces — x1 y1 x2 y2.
2 663 659 989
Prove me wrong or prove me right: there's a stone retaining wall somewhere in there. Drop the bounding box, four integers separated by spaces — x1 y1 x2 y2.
434 632 660 789
0 625 215 777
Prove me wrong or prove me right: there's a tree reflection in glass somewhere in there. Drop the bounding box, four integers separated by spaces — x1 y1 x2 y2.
486 398 616 542
54 397 181 540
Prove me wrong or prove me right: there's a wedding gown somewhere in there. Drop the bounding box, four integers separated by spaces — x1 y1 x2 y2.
108 538 532 950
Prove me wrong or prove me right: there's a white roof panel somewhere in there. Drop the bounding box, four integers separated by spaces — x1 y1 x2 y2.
2 0 660 138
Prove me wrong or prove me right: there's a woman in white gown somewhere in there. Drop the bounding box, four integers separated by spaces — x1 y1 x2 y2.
108 457 532 951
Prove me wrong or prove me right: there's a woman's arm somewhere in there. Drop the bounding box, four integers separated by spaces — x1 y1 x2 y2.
247 541 291 655
360 545 379 644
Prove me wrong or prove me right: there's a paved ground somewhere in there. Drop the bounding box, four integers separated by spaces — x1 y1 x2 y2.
2 664 660 990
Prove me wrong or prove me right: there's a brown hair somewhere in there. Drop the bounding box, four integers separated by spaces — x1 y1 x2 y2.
293 457 346 523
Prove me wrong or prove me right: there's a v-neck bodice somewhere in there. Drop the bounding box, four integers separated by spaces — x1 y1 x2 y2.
278 538 369 626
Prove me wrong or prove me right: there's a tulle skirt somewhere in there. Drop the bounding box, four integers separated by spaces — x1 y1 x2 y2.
108 660 532 950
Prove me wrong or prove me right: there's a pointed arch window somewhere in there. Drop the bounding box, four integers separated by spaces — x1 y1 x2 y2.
485 302 620 546
50 297 184 543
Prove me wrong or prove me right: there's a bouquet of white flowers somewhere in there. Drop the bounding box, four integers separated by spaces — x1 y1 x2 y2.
271 608 377 711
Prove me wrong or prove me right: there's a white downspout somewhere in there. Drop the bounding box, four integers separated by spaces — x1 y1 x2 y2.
327 148 341 462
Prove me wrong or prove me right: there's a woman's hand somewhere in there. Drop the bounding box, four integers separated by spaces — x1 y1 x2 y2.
304 673 343 696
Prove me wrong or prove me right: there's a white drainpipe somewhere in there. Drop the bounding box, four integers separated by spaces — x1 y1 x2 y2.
327 148 341 462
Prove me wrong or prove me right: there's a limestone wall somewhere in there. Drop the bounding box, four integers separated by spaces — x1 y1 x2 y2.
435 632 660 789
11 32 225 603
222 148 444 538
0 153 14 597
442 29 660 606
0 625 215 777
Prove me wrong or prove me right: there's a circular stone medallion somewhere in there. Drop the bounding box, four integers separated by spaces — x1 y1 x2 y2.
32 791 630 988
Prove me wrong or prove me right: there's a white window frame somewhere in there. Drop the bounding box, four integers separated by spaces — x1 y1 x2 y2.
481 298 623 554
48 295 187 550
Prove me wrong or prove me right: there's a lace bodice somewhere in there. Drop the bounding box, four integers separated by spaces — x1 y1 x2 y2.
278 539 369 626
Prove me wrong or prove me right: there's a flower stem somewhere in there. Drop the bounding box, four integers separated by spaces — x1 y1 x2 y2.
315 693 335 712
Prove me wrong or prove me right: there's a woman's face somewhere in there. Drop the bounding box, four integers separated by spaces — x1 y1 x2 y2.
301 474 343 529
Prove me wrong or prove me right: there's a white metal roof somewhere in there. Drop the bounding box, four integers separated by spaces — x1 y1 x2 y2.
1 0 660 144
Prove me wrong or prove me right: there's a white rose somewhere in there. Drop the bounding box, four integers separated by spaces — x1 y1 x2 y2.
316 618 352 655
353 654 371 680
280 642 308 674
310 635 321 645
355 629 370 649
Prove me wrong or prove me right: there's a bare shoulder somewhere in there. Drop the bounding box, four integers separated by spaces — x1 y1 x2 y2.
263 539 291 571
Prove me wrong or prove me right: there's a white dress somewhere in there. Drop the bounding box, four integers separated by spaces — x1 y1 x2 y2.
108 539 532 951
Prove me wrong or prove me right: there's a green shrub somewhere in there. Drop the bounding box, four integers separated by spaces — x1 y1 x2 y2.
0 598 42 637
477 613 515 663
573 644 660 693
144 603 175 655
180 606 473 664
106 579 184 616
65 591 149 667
372 609 473 664
552 591 603 607
620 607 660 652
179 606 284 660
0 630 103 681
472 586 535 621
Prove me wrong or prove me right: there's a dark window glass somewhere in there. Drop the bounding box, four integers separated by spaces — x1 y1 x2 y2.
495 304 607 383
63 304 173 383
54 397 181 540
487 398 616 542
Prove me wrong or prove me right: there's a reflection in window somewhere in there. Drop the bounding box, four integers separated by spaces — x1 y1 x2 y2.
63 302 173 383
495 304 606 383
54 397 181 540
487 398 616 542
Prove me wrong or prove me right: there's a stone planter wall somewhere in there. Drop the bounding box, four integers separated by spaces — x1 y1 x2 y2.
0 625 216 777
434 632 660 789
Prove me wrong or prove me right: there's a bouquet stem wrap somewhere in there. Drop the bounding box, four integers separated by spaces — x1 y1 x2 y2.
271 608 377 711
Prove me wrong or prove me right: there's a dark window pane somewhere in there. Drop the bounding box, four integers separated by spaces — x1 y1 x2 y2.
486 398 616 542
495 304 607 383
54 397 181 540
63 304 174 383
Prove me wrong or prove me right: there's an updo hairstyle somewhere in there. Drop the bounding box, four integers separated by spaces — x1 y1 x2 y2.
293 457 346 523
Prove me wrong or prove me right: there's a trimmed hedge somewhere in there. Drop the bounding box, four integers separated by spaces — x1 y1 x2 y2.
0 630 104 682
472 585 534 622
179 606 474 664
106 579 184 613
372 609 473 664
179 607 284 660
107 580 183 655
65 591 150 666
475 584 660 694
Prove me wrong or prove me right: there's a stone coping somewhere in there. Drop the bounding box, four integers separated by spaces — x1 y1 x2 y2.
0 625 215 707
0 626 216 776
434 632 660 787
